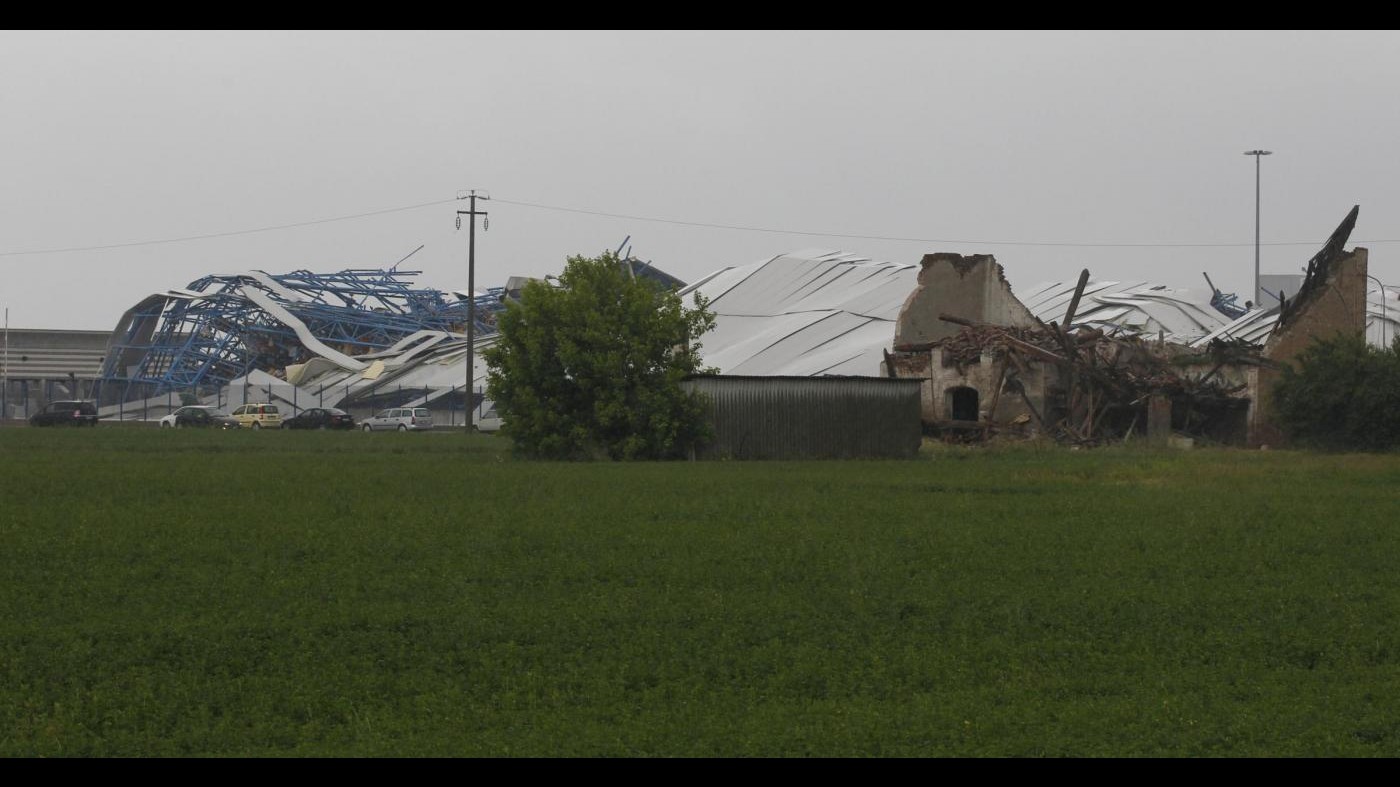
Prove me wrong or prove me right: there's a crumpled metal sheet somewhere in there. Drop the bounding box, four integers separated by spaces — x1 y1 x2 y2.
678 250 918 376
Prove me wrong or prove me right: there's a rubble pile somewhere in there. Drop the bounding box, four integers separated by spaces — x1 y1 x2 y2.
929 316 1269 445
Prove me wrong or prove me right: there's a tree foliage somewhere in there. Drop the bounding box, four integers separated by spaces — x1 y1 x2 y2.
1273 333 1400 451
483 251 716 460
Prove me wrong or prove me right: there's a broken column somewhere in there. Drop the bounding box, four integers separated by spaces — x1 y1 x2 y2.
1248 208 1368 447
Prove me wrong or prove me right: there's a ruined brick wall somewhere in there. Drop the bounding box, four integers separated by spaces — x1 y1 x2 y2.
889 345 1052 430
893 253 1038 349
1250 247 1368 446
888 252 1053 432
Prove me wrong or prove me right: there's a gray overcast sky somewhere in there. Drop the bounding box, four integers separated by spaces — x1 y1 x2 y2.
3 30 1397 330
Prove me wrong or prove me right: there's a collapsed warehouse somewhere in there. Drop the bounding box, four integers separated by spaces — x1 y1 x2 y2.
93 256 678 425
95 267 509 423
85 207 1387 447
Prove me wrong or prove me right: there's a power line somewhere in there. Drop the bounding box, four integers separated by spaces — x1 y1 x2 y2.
0 198 457 257
3 193 1399 257
493 197 1400 249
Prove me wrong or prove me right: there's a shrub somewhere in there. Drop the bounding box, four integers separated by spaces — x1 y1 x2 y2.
1273 333 1400 450
483 251 715 460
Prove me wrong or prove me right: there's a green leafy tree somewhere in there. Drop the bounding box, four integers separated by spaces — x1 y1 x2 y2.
1273 333 1400 450
483 251 716 460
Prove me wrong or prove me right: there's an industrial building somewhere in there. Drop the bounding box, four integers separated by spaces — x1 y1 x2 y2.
4 208 1392 450
0 328 109 420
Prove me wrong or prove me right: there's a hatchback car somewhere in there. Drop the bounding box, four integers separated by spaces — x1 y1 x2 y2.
229 403 282 429
30 400 99 427
362 407 434 432
160 406 239 430
284 407 356 430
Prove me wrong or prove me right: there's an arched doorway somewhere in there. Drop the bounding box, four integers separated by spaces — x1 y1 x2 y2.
947 386 979 422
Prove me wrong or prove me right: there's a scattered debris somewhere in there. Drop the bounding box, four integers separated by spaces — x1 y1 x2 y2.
896 314 1264 445
886 208 1371 448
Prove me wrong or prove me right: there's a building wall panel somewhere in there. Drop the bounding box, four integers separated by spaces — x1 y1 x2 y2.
682 376 921 459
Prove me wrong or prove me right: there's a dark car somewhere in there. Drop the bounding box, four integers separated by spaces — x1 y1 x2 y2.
172 407 239 430
29 400 99 427
284 407 356 430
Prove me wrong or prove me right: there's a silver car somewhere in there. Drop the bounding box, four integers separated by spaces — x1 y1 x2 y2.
362 407 434 432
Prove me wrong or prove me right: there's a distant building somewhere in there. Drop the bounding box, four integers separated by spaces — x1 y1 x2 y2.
1 329 108 419
1258 273 1306 307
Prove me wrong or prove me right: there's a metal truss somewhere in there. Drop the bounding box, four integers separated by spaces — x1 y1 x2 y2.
98 269 504 403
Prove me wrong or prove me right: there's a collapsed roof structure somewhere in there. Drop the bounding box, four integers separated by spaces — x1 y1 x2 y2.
680 251 1267 377
681 241 1399 382
93 255 680 421
677 251 919 376
97 268 505 407
91 212 1395 440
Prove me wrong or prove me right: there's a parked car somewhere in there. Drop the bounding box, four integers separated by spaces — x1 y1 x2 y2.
476 402 503 433
284 407 356 430
160 405 221 428
29 400 99 427
159 406 239 430
362 407 434 432
229 403 282 429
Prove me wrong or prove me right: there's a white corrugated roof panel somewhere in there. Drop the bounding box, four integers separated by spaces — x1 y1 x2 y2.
681 250 917 377
1025 280 1234 343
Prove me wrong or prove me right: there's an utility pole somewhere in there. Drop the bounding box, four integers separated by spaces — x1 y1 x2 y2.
456 189 489 431
1244 150 1272 306
3 307 8 420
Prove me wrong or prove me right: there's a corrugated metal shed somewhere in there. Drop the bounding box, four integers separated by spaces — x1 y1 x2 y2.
681 375 922 460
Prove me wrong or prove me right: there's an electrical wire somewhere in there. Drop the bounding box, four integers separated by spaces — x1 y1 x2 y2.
493 198 1400 248
0 198 457 257
2 194 1397 257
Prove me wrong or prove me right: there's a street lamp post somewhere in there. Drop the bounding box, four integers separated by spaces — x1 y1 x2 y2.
1244 150 1272 306
456 190 489 431
1368 274 1389 348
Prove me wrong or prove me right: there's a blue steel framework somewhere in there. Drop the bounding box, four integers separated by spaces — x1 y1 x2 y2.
97 268 504 404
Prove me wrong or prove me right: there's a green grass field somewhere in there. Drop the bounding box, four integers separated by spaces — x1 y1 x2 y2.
4 427 1400 756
